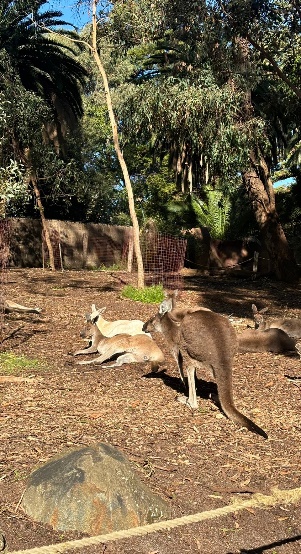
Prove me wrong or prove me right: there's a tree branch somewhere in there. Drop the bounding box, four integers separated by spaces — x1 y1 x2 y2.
246 33 301 100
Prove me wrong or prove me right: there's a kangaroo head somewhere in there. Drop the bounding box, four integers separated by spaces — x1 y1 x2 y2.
252 304 269 329
81 314 95 339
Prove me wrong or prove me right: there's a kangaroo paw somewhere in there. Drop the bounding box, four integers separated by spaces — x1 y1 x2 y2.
176 395 198 410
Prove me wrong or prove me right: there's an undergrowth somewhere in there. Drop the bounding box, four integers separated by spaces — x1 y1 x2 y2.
0 352 46 375
122 284 164 304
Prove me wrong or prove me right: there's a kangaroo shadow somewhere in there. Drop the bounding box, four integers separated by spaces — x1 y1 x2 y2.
1 327 48 346
227 533 301 553
144 369 218 402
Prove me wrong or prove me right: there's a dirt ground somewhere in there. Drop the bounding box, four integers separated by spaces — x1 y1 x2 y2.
0 268 301 554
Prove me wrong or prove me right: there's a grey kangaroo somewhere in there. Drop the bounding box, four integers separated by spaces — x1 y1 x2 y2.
238 328 296 353
252 304 301 339
143 291 267 439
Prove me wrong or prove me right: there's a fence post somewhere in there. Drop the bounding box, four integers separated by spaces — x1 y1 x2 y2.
127 235 134 273
253 251 259 276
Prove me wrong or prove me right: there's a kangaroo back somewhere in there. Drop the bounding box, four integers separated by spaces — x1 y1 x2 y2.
269 319 301 339
89 304 147 337
239 328 296 353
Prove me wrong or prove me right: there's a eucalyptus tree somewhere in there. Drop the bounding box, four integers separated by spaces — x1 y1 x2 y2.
100 0 300 282
217 0 301 281
0 0 87 268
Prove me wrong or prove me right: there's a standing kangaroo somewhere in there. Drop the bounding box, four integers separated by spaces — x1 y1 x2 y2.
143 291 267 439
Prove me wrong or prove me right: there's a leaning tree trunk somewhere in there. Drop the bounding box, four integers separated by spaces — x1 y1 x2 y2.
91 0 145 289
31 173 55 271
242 150 299 283
23 148 55 271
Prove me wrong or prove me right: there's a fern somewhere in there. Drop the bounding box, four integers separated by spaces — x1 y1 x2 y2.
192 190 231 239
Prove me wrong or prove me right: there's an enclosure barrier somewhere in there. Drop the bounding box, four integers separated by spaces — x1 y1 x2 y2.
8 486 301 554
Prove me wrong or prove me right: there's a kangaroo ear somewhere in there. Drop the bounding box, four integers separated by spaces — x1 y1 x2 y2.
90 304 103 321
159 296 173 315
98 307 106 314
252 304 258 314
85 313 92 322
259 307 269 314
91 314 99 324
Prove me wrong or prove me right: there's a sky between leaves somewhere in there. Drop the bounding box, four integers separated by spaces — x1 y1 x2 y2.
46 0 91 29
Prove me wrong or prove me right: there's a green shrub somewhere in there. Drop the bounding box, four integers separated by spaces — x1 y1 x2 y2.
121 284 164 304
0 352 46 375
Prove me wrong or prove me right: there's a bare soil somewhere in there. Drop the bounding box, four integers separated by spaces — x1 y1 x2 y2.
0 268 301 554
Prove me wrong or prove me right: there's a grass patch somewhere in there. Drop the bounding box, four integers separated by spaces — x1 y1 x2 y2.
121 284 165 304
0 352 47 375
86 263 127 271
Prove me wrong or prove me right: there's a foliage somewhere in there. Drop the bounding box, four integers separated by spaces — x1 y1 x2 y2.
0 160 27 204
118 78 260 187
98 0 300 224
226 187 259 240
0 352 46 374
122 284 164 303
219 0 301 177
190 190 232 239
0 0 88 218
0 1 87 118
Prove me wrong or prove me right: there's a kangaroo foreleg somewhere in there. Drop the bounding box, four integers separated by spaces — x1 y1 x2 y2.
76 345 125 365
73 344 99 356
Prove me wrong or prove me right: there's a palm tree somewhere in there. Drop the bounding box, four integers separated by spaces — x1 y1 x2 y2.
0 0 88 268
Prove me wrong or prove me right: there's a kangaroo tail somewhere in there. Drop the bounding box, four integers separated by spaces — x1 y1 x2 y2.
224 405 268 439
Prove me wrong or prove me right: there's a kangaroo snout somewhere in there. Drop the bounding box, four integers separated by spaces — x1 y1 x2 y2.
80 328 89 339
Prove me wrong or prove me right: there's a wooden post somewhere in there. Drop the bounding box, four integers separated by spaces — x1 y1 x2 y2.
127 234 134 273
253 251 259 276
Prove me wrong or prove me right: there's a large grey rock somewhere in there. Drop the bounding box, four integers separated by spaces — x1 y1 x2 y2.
21 443 170 535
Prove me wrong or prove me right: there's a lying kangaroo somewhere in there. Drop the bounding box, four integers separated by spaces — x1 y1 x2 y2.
73 312 165 371
252 304 301 339
238 327 296 353
143 291 267 439
88 304 147 337
1 298 42 314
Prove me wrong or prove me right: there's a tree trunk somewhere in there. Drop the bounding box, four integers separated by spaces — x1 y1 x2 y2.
32 175 55 271
23 148 55 271
242 150 299 283
91 0 145 289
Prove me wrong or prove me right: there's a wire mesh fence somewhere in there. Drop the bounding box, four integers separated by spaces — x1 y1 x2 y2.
1 219 187 290
0 219 11 339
